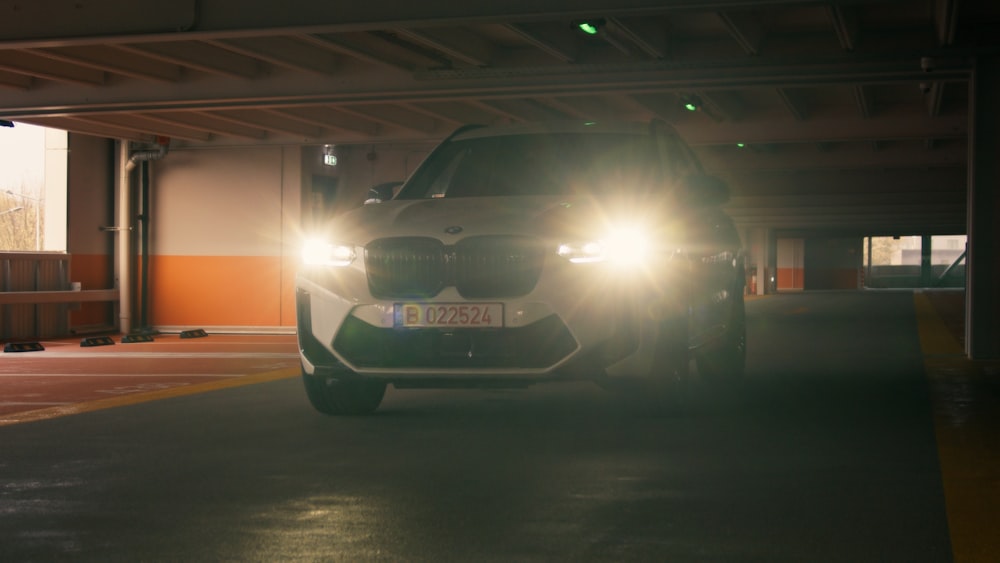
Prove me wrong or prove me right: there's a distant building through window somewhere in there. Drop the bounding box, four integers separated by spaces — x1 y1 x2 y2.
863 235 966 288
0 122 68 252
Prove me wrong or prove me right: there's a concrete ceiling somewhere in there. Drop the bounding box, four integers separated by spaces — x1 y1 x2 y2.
2 0 997 235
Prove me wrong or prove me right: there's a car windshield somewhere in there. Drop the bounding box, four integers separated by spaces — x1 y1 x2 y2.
396 132 663 200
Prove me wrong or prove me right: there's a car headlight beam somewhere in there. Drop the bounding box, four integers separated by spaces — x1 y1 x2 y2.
558 226 651 266
302 238 356 267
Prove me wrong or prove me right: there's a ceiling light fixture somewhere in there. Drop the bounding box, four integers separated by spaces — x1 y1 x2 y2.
680 94 703 112
575 19 606 35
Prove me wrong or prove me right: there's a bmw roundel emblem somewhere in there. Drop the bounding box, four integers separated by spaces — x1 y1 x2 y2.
444 225 463 235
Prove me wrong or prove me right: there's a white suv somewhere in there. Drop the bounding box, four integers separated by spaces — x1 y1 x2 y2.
296 120 745 414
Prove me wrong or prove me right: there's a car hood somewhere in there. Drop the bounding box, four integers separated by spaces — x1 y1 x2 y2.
331 196 611 245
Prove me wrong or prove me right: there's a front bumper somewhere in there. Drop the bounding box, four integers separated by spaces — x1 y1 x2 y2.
296 253 685 384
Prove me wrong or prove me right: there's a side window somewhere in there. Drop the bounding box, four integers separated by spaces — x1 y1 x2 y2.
427 148 469 198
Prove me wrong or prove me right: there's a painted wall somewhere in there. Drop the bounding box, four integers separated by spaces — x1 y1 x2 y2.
67 134 115 330
323 143 433 211
776 237 805 290
149 146 302 332
804 238 861 290
63 138 431 335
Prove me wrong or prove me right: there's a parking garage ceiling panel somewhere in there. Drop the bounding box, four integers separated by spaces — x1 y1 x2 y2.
2 0 998 234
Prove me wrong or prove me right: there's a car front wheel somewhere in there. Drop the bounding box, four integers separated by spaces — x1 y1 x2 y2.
302 369 386 415
695 293 746 382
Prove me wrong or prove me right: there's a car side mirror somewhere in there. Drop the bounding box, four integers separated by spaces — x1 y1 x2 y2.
679 174 729 207
364 181 403 205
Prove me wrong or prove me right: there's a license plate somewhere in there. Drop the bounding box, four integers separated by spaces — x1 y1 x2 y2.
394 303 503 328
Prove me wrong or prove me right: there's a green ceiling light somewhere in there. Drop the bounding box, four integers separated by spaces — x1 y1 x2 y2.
737 142 746 148
681 94 702 112
575 19 606 36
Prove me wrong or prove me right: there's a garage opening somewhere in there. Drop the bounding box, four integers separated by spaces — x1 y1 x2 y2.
0 122 67 252
863 235 967 289
0 122 71 339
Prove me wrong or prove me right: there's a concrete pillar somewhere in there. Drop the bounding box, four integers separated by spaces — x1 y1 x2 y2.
756 232 767 296
745 227 768 296
766 229 778 293
921 235 933 288
967 55 1000 359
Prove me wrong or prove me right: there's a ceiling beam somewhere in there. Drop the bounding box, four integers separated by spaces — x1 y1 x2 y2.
716 11 763 55
208 109 325 138
466 99 565 123
393 28 494 67
27 116 153 142
924 81 945 117
629 92 683 122
27 46 183 82
205 36 340 75
68 114 212 142
502 23 578 63
146 111 269 140
295 33 415 72
0 53 972 121
407 101 507 125
0 1 870 47
934 0 960 46
853 85 873 118
0 69 33 89
679 113 966 145
699 143 966 172
605 17 668 59
336 104 441 134
114 42 261 79
267 106 382 136
0 50 106 85
775 88 808 121
827 5 859 52
696 90 745 122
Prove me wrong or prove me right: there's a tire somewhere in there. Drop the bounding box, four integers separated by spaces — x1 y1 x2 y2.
302 369 386 415
695 293 746 382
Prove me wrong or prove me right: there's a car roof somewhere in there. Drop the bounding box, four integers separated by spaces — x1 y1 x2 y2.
450 120 662 141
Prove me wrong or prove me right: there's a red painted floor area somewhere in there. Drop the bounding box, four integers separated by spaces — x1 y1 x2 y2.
0 333 299 417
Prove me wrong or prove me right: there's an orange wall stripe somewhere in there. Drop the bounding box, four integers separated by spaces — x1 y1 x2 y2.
150 255 292 326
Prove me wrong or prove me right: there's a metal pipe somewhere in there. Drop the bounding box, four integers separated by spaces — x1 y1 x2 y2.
125 139 169 171
116 141 132 335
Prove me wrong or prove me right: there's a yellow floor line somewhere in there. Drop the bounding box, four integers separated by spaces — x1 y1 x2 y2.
0 366 299 427
914 292 1000 563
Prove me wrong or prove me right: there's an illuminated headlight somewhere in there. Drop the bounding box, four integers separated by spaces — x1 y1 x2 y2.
558 227 651 265
302 238 356 267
